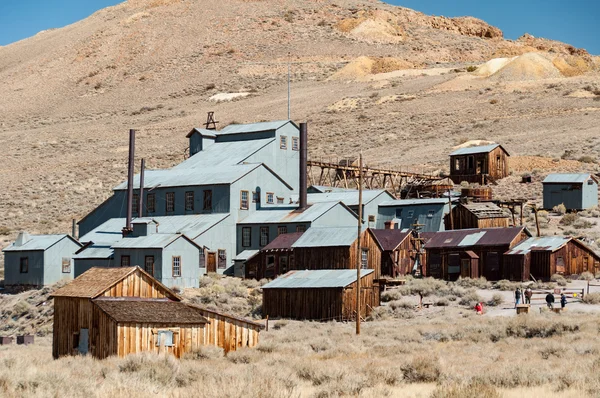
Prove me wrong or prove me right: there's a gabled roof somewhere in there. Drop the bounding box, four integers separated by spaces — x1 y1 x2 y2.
379 198 454 207
217 120 296 136
93 298 208 324
543 173 598 184
262 269 373 289
73 244 114 260
450 144 508 156
186 128 217 138
308 185 356 193
369 229 410 251
262 232 304 251
459 202 508 219
173 138 275 169
423 227 529 249
238 201 358 224
292 190 394 207
111 233 201 250
292 227 358 248
51 266 180 300
3 234 81 252
505 236 570 255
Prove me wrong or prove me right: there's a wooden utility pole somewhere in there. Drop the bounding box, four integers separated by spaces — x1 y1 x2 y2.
531 204 541 237
447 189 454 230
356 153 363 335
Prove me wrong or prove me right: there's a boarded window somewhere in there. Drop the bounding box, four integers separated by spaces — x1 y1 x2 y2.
20 257 28 273
240 191 249 210
361 249 368 269
172 256 181 277
280 255 288 273
166 192 175 212
132 194 139 215
242 227 251 247
62 257 71 273
121 256 130 267
156 330 174 347
147 193 156 213
266 193 274 204
280 135 287 149
260 227 269 247
218 249 226 269
145 256 154 276
296 225 306 233
185 191 194 211
203 190 212 210
292 136 299 151
278 226 287 236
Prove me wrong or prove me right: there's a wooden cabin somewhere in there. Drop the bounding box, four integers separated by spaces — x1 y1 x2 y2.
446 202 510 230
504 236 600 281
367 228 413 278
245 232 303 280
51 266 262 359
449 144 509 184
423 227 530 281
262 269 379 321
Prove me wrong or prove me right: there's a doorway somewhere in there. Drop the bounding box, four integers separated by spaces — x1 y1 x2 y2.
78 329 89 355
207 252 217 273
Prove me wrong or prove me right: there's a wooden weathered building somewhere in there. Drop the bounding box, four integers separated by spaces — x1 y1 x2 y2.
423 227 530 281
51 266 261 359
245 232 303 280
504 236 600 281
367 228 413 278
262 269 379 321
446 202 510 230
449 144 510 184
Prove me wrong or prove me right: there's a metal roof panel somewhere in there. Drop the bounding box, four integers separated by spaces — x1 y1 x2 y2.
262 269 373 289
292 226 358 248
217 120 291 135
3 234 76 252
174 138 274 169
542 173 594 184
505 236 570 255
450 144 500 156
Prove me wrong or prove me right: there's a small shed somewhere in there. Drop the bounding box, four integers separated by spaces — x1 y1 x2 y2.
449 144 509 184
246 232 304 280
2 232 82 287
51 266 261 359
542 173 599 210
262 269 379 321
446 202 510 230
504 236 600 280
367 229 412 278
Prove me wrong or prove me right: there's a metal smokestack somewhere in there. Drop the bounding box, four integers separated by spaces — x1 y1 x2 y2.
299 123 308 210
72 219 76 238
139 158 145 218
125 129 136 234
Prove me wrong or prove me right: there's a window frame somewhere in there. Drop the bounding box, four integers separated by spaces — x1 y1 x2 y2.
147 193 156 213
62 257 71 274
280 255 288 274
280 135 287 150
277 197 284 204
277 226 288 236
132 193 139 215
20 257 28 274
145 255 154 276
121 255 130 268
217 249 227 269
240 190 249 210
361 248 369 269
166 192 175 213
266 192 274 204
260 226 269 247
203 190 213 211
427 210 435 218
252 191 259 203
242 227 251 248
199 249 205 268
172 256 182 277
291 136 299 151
185 191 194 212
156 330 174 347
296 225 306 233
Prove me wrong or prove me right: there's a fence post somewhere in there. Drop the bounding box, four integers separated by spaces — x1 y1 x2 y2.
266 315 269 332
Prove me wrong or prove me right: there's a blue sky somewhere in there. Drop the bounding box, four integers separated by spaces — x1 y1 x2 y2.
387 0 599 55
0 1 598 54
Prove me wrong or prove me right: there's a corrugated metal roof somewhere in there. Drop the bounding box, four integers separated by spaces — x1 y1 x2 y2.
292 227 358 248
217 120 292 135
379 198 453 207
73 245 114 259
111 233 188 249
424 227 527 249
114 164 261 190
450 144 501 156
174 138 274 169
505 236 570 255
262 269 373 289
291 190 392 206
543 173 593 184
263 232 304 250
3 234 78 252
370 229 410 251
238 202 354 224
186 128 217 138
308 185 356 193
234 250 260 261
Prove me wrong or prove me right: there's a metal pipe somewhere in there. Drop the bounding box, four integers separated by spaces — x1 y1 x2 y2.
139 158 145 218
299 123 308 210
72 219 76 239
125 129 135 233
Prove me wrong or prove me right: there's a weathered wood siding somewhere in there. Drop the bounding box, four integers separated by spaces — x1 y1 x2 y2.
193 307 261 353
447 206 509 230
361 231 383 279
450 146 509 184
101 269 174 299
116 323 205 358
529 241 599 280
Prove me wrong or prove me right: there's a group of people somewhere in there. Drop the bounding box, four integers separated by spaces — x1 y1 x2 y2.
515 287 568 309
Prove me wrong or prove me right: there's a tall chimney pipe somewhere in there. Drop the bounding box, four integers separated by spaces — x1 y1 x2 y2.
125 129 136 234
299 123 308 210
139 158 145 218
72 219 76 238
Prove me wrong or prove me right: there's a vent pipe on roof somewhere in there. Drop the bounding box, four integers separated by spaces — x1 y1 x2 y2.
139 158 145 218
72 219 77 239
15 232 30 247
124 129 135 236
299 122 308 210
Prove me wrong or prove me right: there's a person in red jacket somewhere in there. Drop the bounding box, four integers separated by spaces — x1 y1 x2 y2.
475 302 484 315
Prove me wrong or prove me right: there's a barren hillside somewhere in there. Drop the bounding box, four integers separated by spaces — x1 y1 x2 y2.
1 0 599 260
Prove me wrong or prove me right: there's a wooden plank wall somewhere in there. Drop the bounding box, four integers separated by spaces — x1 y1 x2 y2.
449 206 509 230
361 231 383 279
101 270 174 299
342 273 379 319
53 297 94 359
116 323 205 358
193 308 261 353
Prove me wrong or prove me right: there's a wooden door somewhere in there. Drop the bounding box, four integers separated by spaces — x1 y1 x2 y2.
461 259 470 278
571 258 578 275
78 329 89 355
207 252 217 273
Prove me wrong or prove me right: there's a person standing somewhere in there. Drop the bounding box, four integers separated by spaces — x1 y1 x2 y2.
546 292 555 309
561 293 567 309
515 288 522 307
525 287 533 304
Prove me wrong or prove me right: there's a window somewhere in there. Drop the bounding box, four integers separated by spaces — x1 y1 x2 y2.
185 191 194 211
496 155 501 172
166 192 175 212
278 226 287 236
361 249 368 269
467 155 474 170
588 180 595 186
407 210 414 218
203 190 212 210
20 257 28 273
292 136 299 151
277 197 284 204
132 194 139 215
454 158 460 171
368 215 375 223
240 190 249 210
121 256 130 267
266 193 274 204
147 193 156 213
260 227 269 247
62 257 71 273
296 225 306 233
172 256 181 277
266 255 275 269
395 208 403 218
156 330 174 347
199 250 205 268
145 256 154 276
280 135 287 149
427 210 435 218
252 191 259 203
242 227 251 248
218 249 227 269
280 255 288 273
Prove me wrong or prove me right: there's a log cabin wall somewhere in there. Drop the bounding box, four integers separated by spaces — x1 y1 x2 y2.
116 323 205 358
